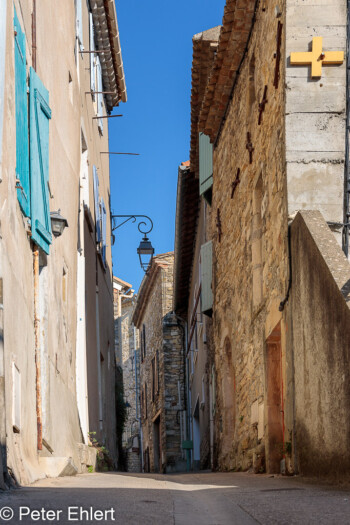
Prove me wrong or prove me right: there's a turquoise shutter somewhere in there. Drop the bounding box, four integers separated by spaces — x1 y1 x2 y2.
93 166 101 242
14 8 30 217
200 241 213 316
96 57 103 134
29 67 52 254
89 13 96 96
199 133 213 204
100 197 107 265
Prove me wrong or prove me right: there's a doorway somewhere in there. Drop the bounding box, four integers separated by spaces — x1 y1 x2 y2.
153 416 161 472
193 398 200 471
266 322 284 473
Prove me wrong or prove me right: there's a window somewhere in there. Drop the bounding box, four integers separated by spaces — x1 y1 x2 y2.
89 12 96 97
141 324 146 361
96 56 104 134
93 166 101 242
100 197 107 266
141 383 147 420
200 241 213 316
199 133 213 205
14 8 30 217
75 0 83 50
151 351 159 402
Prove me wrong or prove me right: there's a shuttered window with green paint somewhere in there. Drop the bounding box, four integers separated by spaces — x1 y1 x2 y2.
199 133 213 205
200 240 213 316
14 8 30 217
29 68 52 254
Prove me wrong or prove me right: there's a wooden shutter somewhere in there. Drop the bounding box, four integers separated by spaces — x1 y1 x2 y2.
93 166 101 242
14 8 30 217
96 57 103 134
200 241 213 316
100 197 107 265
89 13 96 97
29 68 52 254
199 133 213 204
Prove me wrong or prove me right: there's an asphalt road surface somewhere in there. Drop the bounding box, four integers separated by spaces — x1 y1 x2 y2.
0 471 349 524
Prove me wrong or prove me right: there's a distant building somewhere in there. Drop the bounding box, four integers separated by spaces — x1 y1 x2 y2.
0 0 126 486
113 276 141 473
132 254 186 473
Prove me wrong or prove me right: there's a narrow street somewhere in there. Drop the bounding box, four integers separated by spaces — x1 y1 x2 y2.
0 472 349 525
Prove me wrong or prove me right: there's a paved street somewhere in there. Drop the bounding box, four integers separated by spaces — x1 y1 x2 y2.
0 471 349 524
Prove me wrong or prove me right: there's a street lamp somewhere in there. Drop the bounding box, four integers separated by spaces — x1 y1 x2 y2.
137 235 155 272
111 214 154 273
50 210 69 238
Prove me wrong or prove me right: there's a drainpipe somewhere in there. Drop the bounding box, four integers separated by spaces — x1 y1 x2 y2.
343 0 350 256
34 248 42 450
95 285 103 431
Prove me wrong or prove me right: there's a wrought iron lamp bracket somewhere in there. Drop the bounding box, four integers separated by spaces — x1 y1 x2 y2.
111 214 153 235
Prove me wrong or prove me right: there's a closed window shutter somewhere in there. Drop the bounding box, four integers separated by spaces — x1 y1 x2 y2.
199 133 213 204
96 57 103 134
89 13 96 97
93 166 101 242
200 241 213 316
100 197 107 265
29 68 52 254
14 9 30 217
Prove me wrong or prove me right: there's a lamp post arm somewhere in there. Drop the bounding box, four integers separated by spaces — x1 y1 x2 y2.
111 215 153 235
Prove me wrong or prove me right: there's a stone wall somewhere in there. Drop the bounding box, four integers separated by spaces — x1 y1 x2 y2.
113 282 141 473
285 0 347 237
209 2 289 471
162 313 186 472
135 254 186 473
289 211 350 477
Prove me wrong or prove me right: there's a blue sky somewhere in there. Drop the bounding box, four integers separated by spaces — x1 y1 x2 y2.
110 0 226 291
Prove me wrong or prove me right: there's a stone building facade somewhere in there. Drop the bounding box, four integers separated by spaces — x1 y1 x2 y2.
173 28 220 472
0 0 126 486
132 254 186 473
175 0 349 477
113 276 141 472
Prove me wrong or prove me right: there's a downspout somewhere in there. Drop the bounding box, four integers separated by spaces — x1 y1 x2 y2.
279 225 292 312
34 249 42 450
32 0 42 452
343 0 350 257
96 281 103 431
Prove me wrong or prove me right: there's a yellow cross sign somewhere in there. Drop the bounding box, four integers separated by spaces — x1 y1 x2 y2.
290 37 344 77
